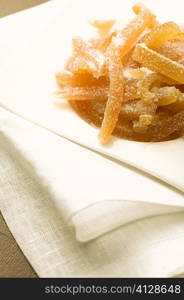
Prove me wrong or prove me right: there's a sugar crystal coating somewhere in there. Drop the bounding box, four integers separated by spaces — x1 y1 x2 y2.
54 2 184 143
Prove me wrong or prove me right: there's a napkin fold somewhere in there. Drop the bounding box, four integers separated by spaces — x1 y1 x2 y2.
1 107 184 242
1 140 184 277
1 107 184 277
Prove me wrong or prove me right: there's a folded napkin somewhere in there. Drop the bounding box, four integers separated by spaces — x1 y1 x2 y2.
1 107 184 278
1 107 184 242
1 132 184 277
1 0 184 277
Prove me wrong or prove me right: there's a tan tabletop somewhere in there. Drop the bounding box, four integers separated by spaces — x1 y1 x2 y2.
0 0 50 278
0 0 48 17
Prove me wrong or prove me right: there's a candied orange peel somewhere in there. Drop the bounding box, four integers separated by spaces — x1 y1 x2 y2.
99 44 124 143
109 2 156 60
90 20 115 33
144 22 184 50
132 43 184 83
55 2 184 143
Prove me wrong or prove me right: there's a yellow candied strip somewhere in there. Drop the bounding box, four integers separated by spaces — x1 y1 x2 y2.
132 3 157 28
66 38 106 78
99 46 124 143
153 86 180 106
90 20 115 32
132 43 184 84
167 93 184 112
139 114 153 125
54 86 108 101
109 3 156 59
90 20 117 52
145 22 184 50
55 71 109 87
98 31 116 52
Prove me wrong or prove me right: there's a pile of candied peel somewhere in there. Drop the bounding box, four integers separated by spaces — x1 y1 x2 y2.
55 3 184 143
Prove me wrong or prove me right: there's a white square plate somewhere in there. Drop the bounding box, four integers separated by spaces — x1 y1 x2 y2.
0 0 184 191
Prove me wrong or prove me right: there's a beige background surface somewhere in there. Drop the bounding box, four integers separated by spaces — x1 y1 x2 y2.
0 0 49 17
0 0 50 278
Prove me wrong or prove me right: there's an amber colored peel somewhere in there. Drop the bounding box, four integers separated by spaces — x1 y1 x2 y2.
55 2 184 143
55 74 140 102
66 55 93 75
111 4 156 59
144 22 184 50
167 93 184 112
55 86 108 101
157 40 184 62
135 72 178 104
153 86 180 106
121 100 156 120
132 3 157 28
90 20 117 52
139 114 153 125
66 38 106 78
132 43 184 83
98 31 117 52
147 110 184 141
99 46 124 143
137 73 159 103
98 3 156 143
56 72 109 87
90 20 115 32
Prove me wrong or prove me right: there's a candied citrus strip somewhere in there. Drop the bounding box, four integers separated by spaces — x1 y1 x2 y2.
129 68 177 85
68 50 105 78
139 114 153 125
98 31 117 52
107 3 156 59
55 72 109 87
167 93 184 112
147 110 184 141
90 20 117 52
132 43 184 83
132 3 149 14
56 73 141 102
66 55 92 74
132 3 157 28
121 100 156 120
122 49 140 68
133 121 148 133
124 78 140 100
137 73 160 103
158 40 184 62
66 38 106 78
129 67 148 79
99 46 124 143
90 20 115 33
55 86 108 101
135 72 177 103
157 75 179 86
152 86 180 106
135 72 178 103
144 22 184 50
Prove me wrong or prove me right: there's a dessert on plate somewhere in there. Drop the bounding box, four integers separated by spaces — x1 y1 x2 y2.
55 3 184 143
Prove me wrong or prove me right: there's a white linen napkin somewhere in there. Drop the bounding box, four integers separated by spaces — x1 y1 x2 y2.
1 0 184 277
1 136 184 277
1 107 184 242
1 107 184 277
